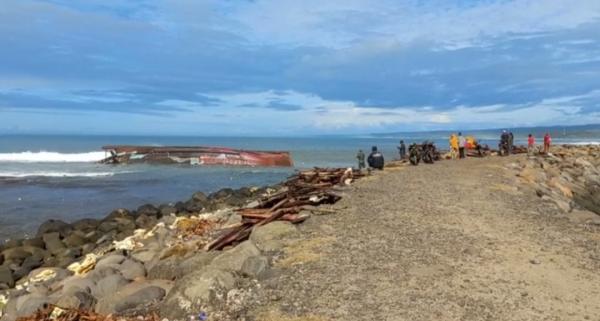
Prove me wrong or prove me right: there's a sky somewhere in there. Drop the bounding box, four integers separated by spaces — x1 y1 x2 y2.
1 0 600 136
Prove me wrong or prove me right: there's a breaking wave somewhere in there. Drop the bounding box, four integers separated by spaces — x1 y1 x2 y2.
0 171 116 178
0 151 106 163
566 141 600 146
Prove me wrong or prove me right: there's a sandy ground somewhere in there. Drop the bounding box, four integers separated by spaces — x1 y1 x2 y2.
249 155 600 321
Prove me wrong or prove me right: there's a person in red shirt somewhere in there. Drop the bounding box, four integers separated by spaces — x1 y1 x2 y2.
527 134 536 155
543 133 552 154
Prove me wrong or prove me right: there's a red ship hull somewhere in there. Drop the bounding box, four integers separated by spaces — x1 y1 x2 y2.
100 145 294 167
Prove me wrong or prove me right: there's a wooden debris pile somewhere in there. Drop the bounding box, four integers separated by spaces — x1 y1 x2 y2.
207 168 365 251
16 305 160 321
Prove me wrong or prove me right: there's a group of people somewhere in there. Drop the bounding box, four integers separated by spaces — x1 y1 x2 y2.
355 131 554 170
527 132 553 155
356 146 385 170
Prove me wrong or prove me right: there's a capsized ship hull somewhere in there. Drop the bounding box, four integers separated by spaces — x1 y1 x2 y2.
100 145 294 167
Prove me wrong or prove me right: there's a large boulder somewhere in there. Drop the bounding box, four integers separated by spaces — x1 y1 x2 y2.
105 209 134 221
136 204 159 217
63 233 86 248
96 285 166 315
71 218 100 232
249 222 298 252
0 265 15 288
42 232 66 255
159 268 235 320
36 220 72 237
15 294 50 318
2 247 30 262
55 291 96 310
120 259 146 280
92 274 130 299
210 241 260 273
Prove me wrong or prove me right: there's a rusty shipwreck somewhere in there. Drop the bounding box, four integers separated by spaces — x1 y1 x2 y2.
100 145 293 167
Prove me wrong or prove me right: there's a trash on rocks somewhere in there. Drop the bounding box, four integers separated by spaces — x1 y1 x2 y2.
206 168 367 251
67 254 98 276
15 304 161 321
29 269 57 284
114 236 144 251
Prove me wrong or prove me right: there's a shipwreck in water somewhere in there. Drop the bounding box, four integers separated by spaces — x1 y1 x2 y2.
99 145 294 167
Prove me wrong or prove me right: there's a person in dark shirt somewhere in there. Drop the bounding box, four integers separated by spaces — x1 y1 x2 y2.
367 146 384 170
397 140 406 160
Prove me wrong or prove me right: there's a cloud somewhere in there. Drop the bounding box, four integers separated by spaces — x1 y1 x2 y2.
1 0 600 134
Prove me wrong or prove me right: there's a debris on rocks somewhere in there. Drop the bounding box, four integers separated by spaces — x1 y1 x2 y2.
15 304 160 321
67 254 98 276
206 168 367 251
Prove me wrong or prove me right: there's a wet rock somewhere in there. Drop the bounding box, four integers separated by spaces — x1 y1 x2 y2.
2 248 30 262
240 255 269 279
55 290 96 310
249 221 298 252
159 205 177 217
71 218 100 232
42 232 66 255
96 285 166 315
160 268 235 319
63 233 86 248
22 238 45 249
36 220 72 237
92 274 130 299
120 259 146 280
105 208 134 221
135 214 158 229
137 204 159 217
211 241 261 273
0 265 15 288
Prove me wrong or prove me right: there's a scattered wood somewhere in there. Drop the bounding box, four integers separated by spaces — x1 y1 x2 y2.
207 168 366 250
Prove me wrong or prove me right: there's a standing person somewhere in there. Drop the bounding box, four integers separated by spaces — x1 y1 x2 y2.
367 146 384 170
500 130 510 156
397 140 406 160
543 133 552 154
527 134 536 156
508 131 514 155
449 134 459 159
356 149 366 170
458 132 466 159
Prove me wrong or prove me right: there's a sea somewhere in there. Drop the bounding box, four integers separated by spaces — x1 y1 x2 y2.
1 128 599 241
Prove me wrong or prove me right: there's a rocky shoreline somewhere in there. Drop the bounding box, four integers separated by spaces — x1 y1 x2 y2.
0 184 286 321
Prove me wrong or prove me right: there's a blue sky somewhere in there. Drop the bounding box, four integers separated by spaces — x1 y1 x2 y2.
1 0 600 135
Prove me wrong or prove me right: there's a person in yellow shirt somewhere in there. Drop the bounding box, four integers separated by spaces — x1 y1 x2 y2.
449 134 459 159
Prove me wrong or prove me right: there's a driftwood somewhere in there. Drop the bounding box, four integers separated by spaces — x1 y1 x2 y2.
207 168 366 250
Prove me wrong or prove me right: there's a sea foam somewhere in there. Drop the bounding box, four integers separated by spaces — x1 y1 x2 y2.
0 171 115 178
0 151 106 163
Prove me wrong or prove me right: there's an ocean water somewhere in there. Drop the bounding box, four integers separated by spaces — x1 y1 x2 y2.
1 131 598 240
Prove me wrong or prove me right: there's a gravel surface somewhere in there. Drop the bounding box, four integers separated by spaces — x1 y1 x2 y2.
245 156 600 321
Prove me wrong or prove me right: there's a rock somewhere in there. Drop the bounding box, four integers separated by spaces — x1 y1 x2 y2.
131 249 159 264
569 210 600 224
71 218 100 232
135 214 158 229
159 206 177 217
249 221 298 252
27 268 71 285
42 232 66 255
183 200 205 213
105 208 134 221
0 266 15 288
86 266 120 283
13 256 44 280
178 252 218 277
211 188 234 200
92 274 130 299
95 254 126 269
160 268 235 319
211 241 261 273
36 220 72 237
120 259 146 280
55 276 96 294
192 191 209 203
147 257 181 280
15 294 49 317
55 291 96 310
63 234 86 248
98 221 119 233
240 255 269 279
22 238 45 249
96 285 165 315
81 243 96 255
3 239 22 249
137 204 159 217
0 253 3 266
530 259 541 265
2 247 30 262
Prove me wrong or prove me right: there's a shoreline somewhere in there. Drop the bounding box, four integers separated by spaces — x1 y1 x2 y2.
1 145 599 320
